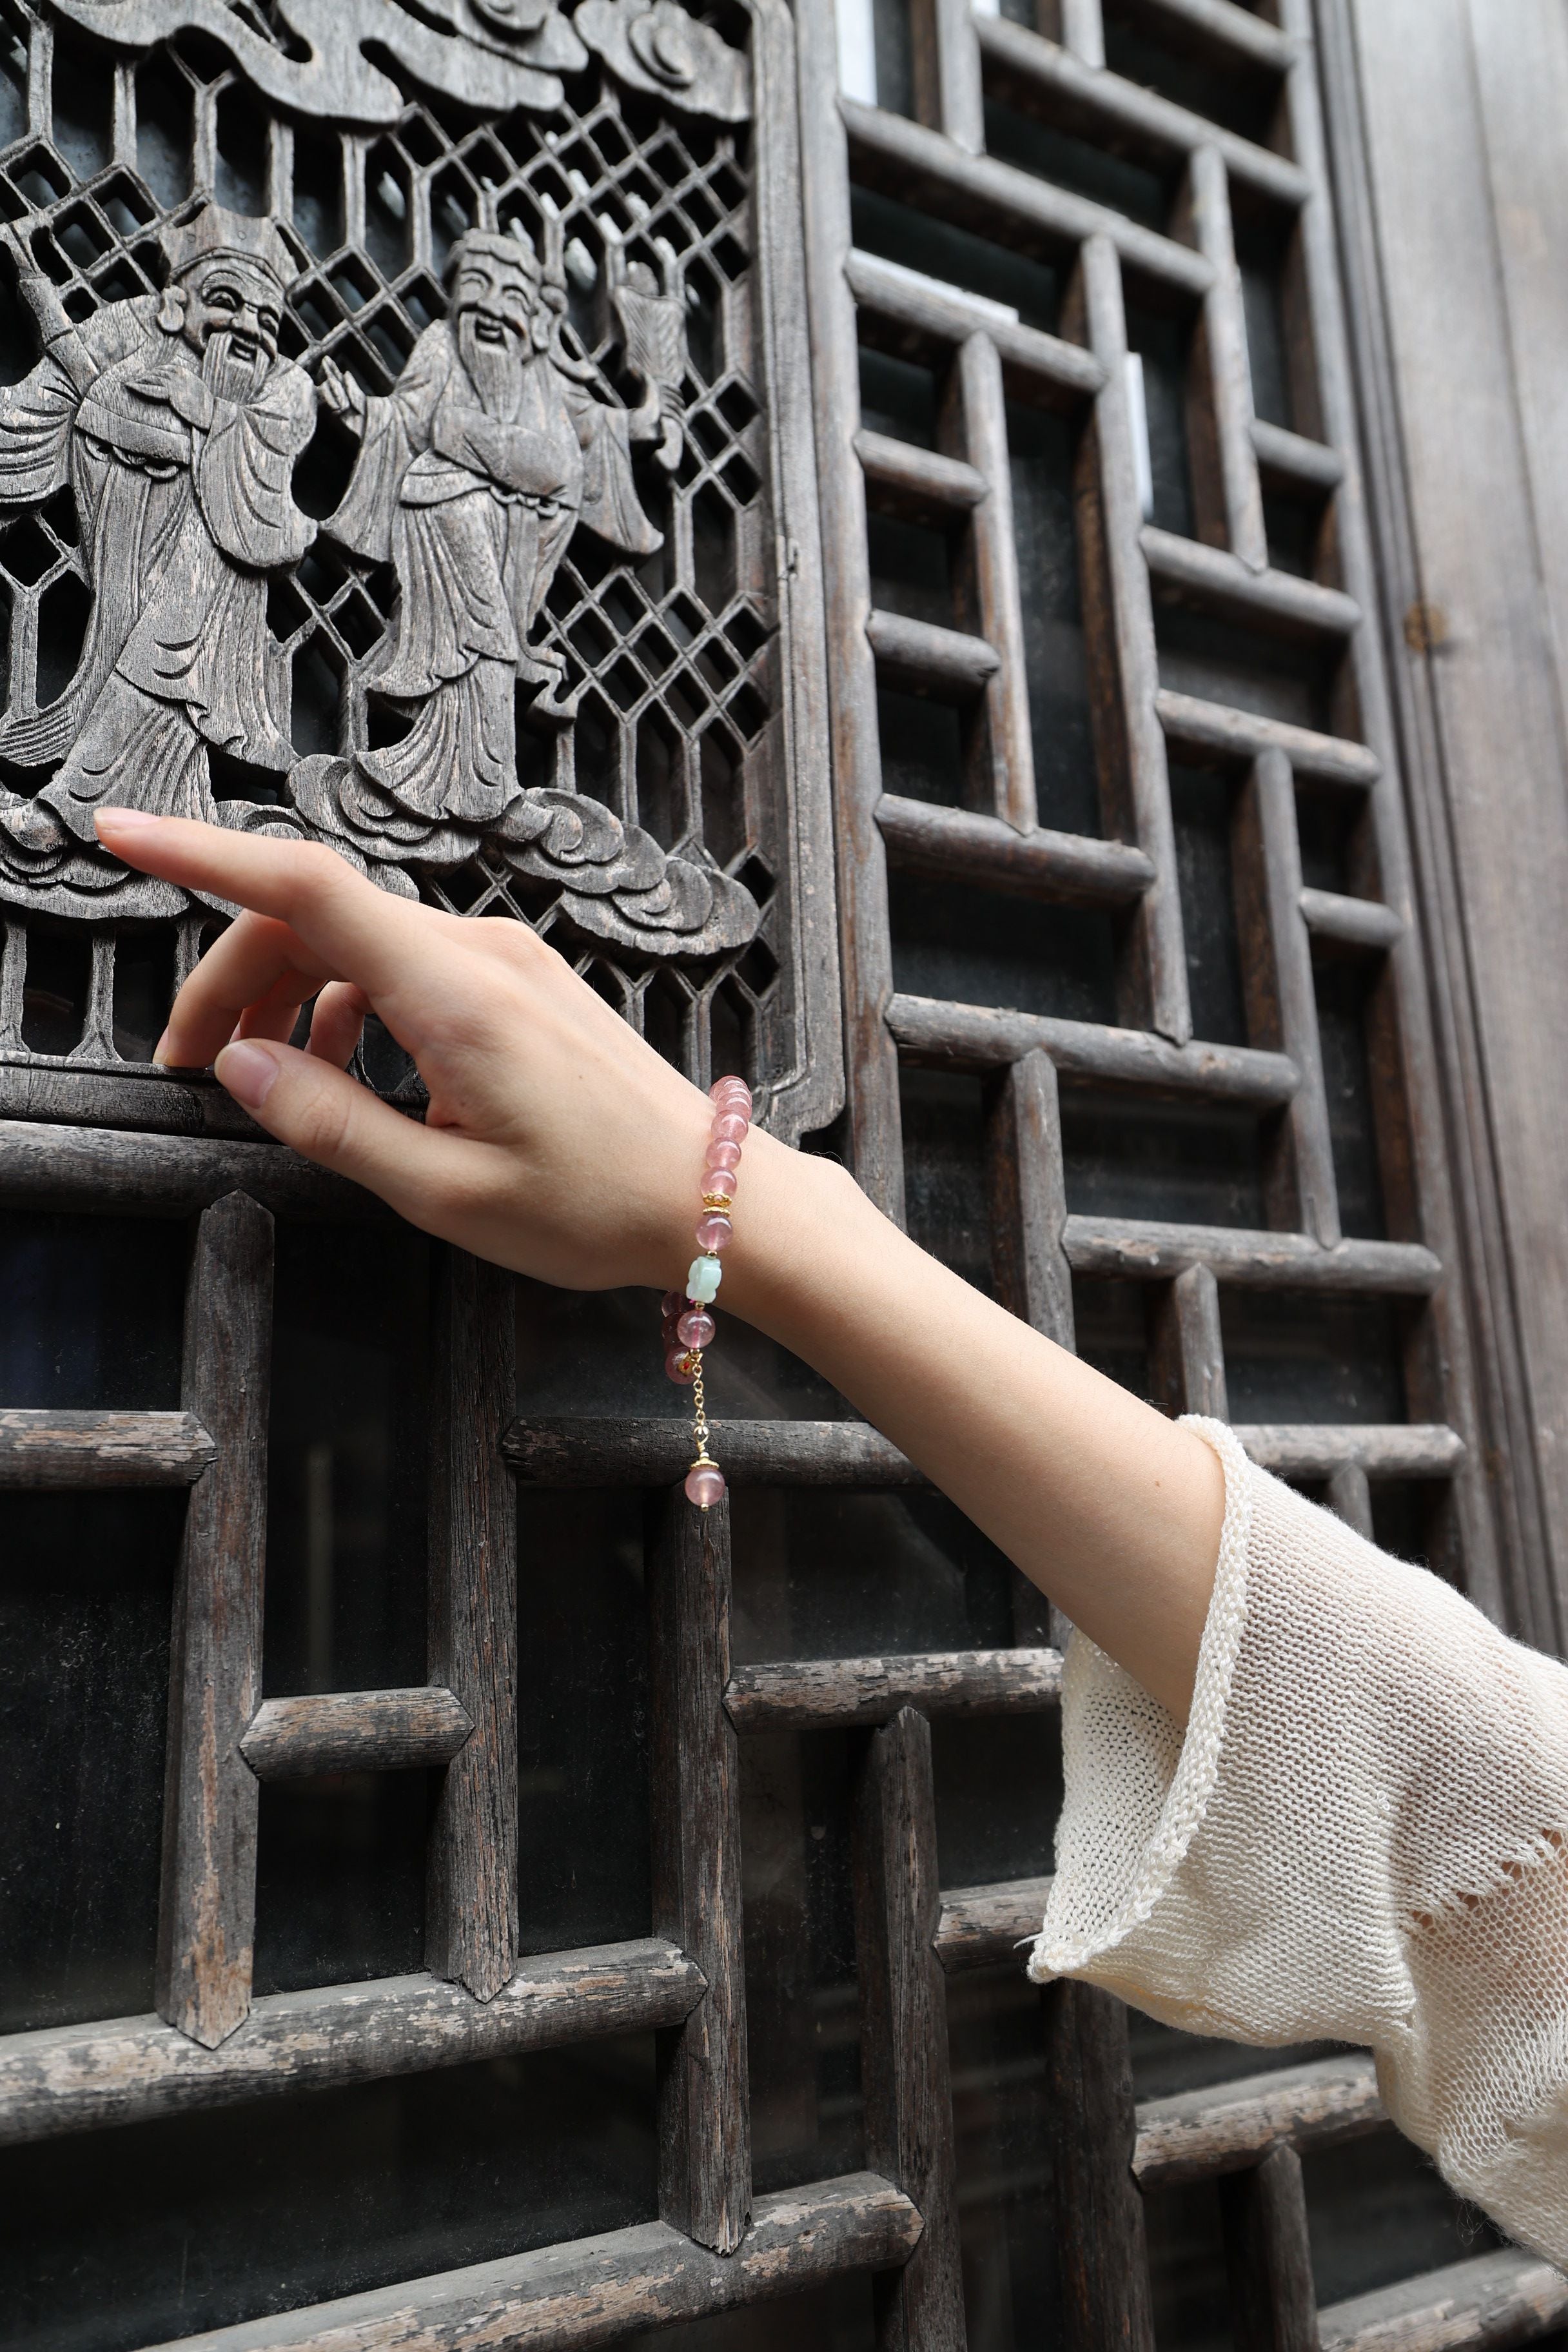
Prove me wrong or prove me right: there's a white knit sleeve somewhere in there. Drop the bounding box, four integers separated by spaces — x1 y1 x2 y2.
1032 1416 1568 2267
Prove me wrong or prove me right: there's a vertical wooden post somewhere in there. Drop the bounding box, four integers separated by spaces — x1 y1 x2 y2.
1220 2142 1321 2352
987 1048 1075 1349
1326 1464 1374 1540
1151 1262 1229 1421
1046 1977 1155 2352
649 1487 750 2253
157 1191 273 2051
426 1246 518 2003
1182 146 1268 572
853 1705 966 2352
954 332 1037 835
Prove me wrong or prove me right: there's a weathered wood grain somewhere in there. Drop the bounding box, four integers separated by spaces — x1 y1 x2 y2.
1047 1979 1155 2351
1219 2142 1319 2352
1142 525 1360 640
649 1487 750 2253
988 1048 1077 1345
240 1689 474 1781
956 326 1037 829
505 1417 924 1488
1300 887 1404 954
1233 1426 1462 1478
856 429 989 523
853 1706 966 2352
1251 418 1345 496
866 605 1001 701
0 1943 705 2147
0 1408 213 1488
1151 1262 1228 1419
725 1647 1061 1732
1155 689 1381 787
888 991 1298 1102
139 2173 924 2352
1182 143 1269 570
1062 1216 1441 1292
1326 1464 1376 1540
425 1249 517 2004
846 248 1104 405
0 1117 380 1219
878 796 1154 907
1317 2248 1568 2352
1117 0 1293 74
1133 2051 1384 2184
156 1193 273 2053
934 1874 1054 1972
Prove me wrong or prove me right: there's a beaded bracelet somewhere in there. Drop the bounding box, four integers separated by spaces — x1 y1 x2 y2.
660 1073 752 1509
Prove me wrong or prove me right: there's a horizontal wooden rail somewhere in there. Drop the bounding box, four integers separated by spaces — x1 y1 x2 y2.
935 1876 1054 1972
846 248 1104 404
1252 416 1344 493
145 2172 923 2352
0 1943 703 2149
843 99 1214 295
974 12 1308 206
1063 1217 1442 1293
1235 1425 1464 1478
1143 525 1361 639
505 1417 923 1488
1300 886 1404 953
1133 2052 1384 2184
856 429 989 521
725 1649 1061 1732
1124 0 1295 75
887 992 1301 1104
0 1119 380 1220
877 796 1155 906
1317 2248 1568 2351
0 1407 214 1488
240 1689 474 1781
1155 687 1381 787
867 607 1000 700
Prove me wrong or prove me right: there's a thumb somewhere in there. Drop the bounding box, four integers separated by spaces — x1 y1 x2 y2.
214 1039 480 1231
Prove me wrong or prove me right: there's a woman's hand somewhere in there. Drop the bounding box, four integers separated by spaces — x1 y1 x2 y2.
96 808 724 1293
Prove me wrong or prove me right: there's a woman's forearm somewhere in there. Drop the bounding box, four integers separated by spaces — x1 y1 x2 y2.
726 1133 1224 1720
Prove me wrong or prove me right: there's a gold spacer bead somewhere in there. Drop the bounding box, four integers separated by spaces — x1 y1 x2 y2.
701 1193 734 1212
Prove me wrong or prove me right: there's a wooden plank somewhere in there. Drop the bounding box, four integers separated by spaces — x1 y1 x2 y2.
877 795 1154 906
138 2173 925 2352
240 1689 474 1781
1155 689 1380 787
1115 0 1293 75
888 991 1299 1102
866 605 1000 701
0 1943 705 2147
649 1487 750 2253
1233 1426 1462 1478
1047 1979 1155 2352
0 1408 214 1488
934 1874 1054 1972
425 1249 517 2004
1134 2052 1384 2186
1317 2249 1568 2352
156 1193 273 2052
1142 525 1360 640
0 1063 279 1143
725 1647 1062 1731
505 1416 923 1487
1219 2142 1320 2352
988 1046 1077 1346
1300 888 1404 954
1252 417 1344 495
1150 1262 1228 1418
957 327 1038 830
856 429 990 522
910 0 983 151
1062 1216 1442 1292
852 1705 966 2352
847 249 1104 402
1182 144 1269 570
0 1118 382 1220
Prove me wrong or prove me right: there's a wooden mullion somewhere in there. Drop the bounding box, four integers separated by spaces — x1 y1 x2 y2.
1048 1977 1156 2352
649 1488 750 2253
725 1647 1061 1729
1219 2142 1321 2352
156 1191 273 2052
1057 0 1106 68
1181 145 1269 571
1135 2052 1384 2186
1325 1465 1374 1540
953 332 1038 832
852 1703 966 2352
426 1248 518 2004
240 1688 474 1781
909 0 984 152
1150 1260 1229 1418
936 1874 1055 1970
986 1047 1075 1347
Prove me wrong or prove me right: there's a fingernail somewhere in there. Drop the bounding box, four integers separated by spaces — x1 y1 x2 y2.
214 1039 281 1110
151 1027 173 1068
95 807 162 836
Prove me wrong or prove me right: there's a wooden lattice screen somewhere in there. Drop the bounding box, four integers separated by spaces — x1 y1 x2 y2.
0 1 1563 2349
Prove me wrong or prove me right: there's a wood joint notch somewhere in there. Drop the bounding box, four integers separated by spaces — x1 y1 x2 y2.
239 1687 475 1781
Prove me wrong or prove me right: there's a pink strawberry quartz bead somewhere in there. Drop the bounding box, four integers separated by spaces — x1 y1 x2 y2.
685 1460 726 1509
711 1076 751 1107
694 1211 732 1253
707 1139 741 1171
665 1347 696 1385
709 1111 749 1146
676 1307 715 1348
701 1166 736 1201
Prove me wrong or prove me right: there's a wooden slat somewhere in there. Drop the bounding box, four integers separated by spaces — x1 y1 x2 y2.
1235 1425 1463 1479
957 326 1038 830
847 248 1104 403
934 1875 1054 1972
425 1250 517 2004
988 1046 1077 1345
1219 2142 1319 2352
1300 887 1404 953
0 1118 380 1219
1142 525 1361 639
1317 2249 1568 2352
649 1487 750 2253
1155 688 1381 787
239 1689 474 1781
877 794 1155 906
1062 1216 1442 1293
1048 1980 1155 2351
505 1416 922 1487
1135 2052 1384 2186
888 991 1300 1103
139 2173 925 2352
1253 416 1345 495
855 428 989 522
725 1647 1061 1732
0 1942 705 2148
1327 1464 1375 1540
867 605 1000 700
1151 1262 1228 1419
156 1192 273 2053
1107 0 1294 77
1183 143 1269 571
853 1705 966 2350
0 1407 213 1488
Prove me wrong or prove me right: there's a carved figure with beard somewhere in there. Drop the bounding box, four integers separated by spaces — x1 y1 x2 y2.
0 202 315 856
318 228 672 832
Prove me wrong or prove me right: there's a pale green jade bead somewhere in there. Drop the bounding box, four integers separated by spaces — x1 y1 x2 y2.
687 1254 723 1304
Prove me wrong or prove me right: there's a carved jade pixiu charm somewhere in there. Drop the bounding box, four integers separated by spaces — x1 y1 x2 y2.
0 0 763 963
